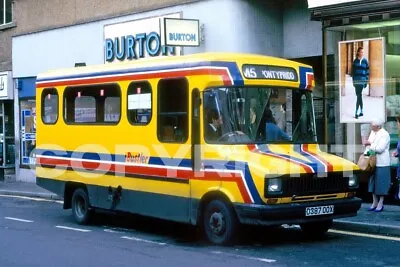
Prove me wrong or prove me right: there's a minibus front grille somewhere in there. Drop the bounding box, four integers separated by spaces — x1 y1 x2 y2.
264 173 349 198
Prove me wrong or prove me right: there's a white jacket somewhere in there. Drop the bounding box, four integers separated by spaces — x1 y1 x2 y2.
368 128 390 167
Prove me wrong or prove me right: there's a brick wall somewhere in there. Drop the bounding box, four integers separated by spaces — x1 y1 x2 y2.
0 27 14 71
14 0 201 35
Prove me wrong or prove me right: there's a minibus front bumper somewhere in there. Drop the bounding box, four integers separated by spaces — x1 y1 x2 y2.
233 197 362 226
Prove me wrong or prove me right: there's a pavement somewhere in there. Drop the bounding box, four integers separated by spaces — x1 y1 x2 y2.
1 180 399 237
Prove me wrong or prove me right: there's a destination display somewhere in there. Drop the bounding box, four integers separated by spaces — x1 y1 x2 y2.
242 64 298 81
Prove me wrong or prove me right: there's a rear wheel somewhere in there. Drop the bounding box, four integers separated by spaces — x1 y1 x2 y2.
300 219 332 238
202 199 239 245
71 188 92 225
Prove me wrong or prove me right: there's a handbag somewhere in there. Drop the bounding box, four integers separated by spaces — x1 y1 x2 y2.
357 154 376 171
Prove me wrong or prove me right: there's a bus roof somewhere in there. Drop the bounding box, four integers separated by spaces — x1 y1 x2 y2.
36 52 314 90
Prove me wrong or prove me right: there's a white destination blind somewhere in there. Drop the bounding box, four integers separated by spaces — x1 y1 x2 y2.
242 64 298 81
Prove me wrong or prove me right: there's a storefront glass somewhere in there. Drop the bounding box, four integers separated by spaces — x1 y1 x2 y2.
327 20 400 163
20 99 36 166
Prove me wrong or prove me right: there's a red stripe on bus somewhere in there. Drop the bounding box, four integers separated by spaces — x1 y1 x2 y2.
36 157 252 204
246 144 314 174
302 144 333 172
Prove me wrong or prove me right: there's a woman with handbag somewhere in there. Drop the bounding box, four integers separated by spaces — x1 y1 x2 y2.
364 118 391 212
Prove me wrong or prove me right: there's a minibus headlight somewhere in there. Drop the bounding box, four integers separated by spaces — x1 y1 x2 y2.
348 175 359 189
267 178 282 194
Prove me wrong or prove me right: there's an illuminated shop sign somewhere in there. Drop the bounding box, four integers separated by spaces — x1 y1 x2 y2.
308 0 362 8
0 71 13 99
164 18 200 46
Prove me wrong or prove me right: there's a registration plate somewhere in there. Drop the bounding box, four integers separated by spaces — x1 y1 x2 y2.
305 205 334 216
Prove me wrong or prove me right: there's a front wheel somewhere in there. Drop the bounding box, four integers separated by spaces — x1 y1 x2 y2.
71 188 92 225
202 199 239 245
300 219 332 238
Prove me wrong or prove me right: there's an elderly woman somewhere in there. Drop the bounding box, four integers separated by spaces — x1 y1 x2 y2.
364 118 391 212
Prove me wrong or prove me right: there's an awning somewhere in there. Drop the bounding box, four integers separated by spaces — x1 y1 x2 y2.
309 0 400 21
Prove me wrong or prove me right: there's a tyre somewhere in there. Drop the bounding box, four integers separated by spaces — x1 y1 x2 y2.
71 188 92 225
300 219 332 238
202 199 239 245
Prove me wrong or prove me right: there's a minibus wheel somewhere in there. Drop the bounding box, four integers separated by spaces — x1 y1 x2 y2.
202 199 238 245
300 219 332 238
71 188 92 225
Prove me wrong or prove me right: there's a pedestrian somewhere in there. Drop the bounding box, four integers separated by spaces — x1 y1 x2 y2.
352 46 369 119
391 114 400 200
364 118 390 212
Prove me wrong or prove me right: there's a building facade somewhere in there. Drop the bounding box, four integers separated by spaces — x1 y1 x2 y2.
5 0 324 182
309 0 400 169
0 0 16 179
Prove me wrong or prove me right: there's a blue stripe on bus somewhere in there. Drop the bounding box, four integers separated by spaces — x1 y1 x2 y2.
293 145 327 173
299 66 313 89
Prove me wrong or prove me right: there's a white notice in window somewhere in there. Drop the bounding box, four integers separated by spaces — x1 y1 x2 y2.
128 93 151 110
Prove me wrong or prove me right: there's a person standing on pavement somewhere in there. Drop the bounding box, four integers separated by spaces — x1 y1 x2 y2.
364 118 390 212
352 46 369 119
391 114 400 200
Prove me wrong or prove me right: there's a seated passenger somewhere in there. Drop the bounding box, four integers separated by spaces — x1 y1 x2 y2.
263 108 290 142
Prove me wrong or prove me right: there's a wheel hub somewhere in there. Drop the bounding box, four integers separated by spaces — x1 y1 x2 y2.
209 211 225 235
75 197 86 218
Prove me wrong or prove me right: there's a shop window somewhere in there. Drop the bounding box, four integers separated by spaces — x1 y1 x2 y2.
157 78 188 143
64 84 121 124
42 89 58 124
0 0 12 25
127 81 152 125
20 99 36 165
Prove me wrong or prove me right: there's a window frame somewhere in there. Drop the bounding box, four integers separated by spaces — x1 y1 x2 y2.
1 0 13 25
41 88 59 125
157 77 189 144
126 80 153 126
63 83 122 125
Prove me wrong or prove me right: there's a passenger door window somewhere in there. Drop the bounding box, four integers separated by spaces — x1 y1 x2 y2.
157 78 189 143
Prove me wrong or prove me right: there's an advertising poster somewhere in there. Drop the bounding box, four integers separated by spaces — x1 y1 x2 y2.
338 37 385 123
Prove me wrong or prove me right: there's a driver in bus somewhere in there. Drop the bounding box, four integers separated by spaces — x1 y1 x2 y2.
206 109 223 141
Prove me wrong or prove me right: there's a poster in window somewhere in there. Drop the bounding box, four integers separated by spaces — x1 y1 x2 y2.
338 37 386 123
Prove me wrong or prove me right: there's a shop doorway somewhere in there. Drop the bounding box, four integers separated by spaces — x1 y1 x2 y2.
0 100 15 167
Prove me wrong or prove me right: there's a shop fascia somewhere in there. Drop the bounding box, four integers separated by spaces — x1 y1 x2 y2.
104 16 200 63
105 32 176 62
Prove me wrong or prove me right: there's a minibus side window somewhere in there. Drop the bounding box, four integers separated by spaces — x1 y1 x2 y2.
127 81 152 125
41 88 58 124
157 78 189 143
64 84 121 124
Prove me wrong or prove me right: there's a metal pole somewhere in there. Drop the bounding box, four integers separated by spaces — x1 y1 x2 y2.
322 24 328 144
